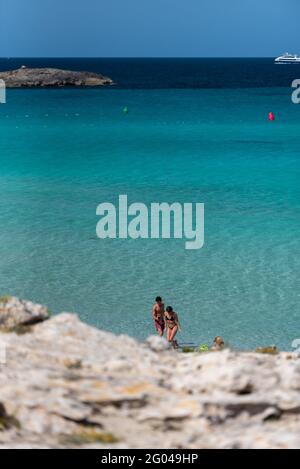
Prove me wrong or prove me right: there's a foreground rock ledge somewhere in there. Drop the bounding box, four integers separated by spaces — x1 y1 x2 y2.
0 67 113 87
0 297 300 448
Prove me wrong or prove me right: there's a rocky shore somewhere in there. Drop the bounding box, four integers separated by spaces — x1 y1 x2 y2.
0 296 300 449
0 67 113 87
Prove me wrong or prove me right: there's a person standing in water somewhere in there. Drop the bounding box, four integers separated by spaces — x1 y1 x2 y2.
152 296 165 337
164 306 181 348
211 336 225 351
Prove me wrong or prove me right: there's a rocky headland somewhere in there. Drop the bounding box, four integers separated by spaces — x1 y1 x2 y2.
0 295 300 449
0 66 113 87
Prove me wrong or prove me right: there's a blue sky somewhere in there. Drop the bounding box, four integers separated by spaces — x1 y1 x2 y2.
0 0 299 57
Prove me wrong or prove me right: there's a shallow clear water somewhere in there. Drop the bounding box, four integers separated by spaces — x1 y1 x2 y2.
1 81 300 350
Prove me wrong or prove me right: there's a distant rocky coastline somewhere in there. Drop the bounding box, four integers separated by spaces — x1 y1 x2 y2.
0 295 300 449
0 66 113 88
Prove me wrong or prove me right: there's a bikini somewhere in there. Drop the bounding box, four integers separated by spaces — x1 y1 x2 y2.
165 313 176 330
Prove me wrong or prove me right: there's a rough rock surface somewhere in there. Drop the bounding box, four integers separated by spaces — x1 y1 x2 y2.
0 298 300 448
0 67 113 88
0 296 49 330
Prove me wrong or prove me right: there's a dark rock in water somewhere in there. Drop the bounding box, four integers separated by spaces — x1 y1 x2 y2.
0 66 113 88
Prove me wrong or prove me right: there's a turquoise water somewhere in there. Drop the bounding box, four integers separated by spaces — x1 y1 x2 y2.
1 86 300 350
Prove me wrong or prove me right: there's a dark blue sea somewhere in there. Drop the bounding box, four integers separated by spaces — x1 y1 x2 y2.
1 57 299 88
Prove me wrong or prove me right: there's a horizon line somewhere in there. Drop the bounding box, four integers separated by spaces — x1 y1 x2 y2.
0 56 277 60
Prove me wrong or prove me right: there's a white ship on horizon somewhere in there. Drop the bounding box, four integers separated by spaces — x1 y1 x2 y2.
275 53 300 64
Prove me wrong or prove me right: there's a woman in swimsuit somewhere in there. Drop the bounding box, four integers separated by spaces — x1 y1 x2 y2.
164 306 181 348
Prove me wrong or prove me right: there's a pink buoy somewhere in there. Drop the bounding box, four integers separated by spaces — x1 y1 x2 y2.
268 112 275 121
